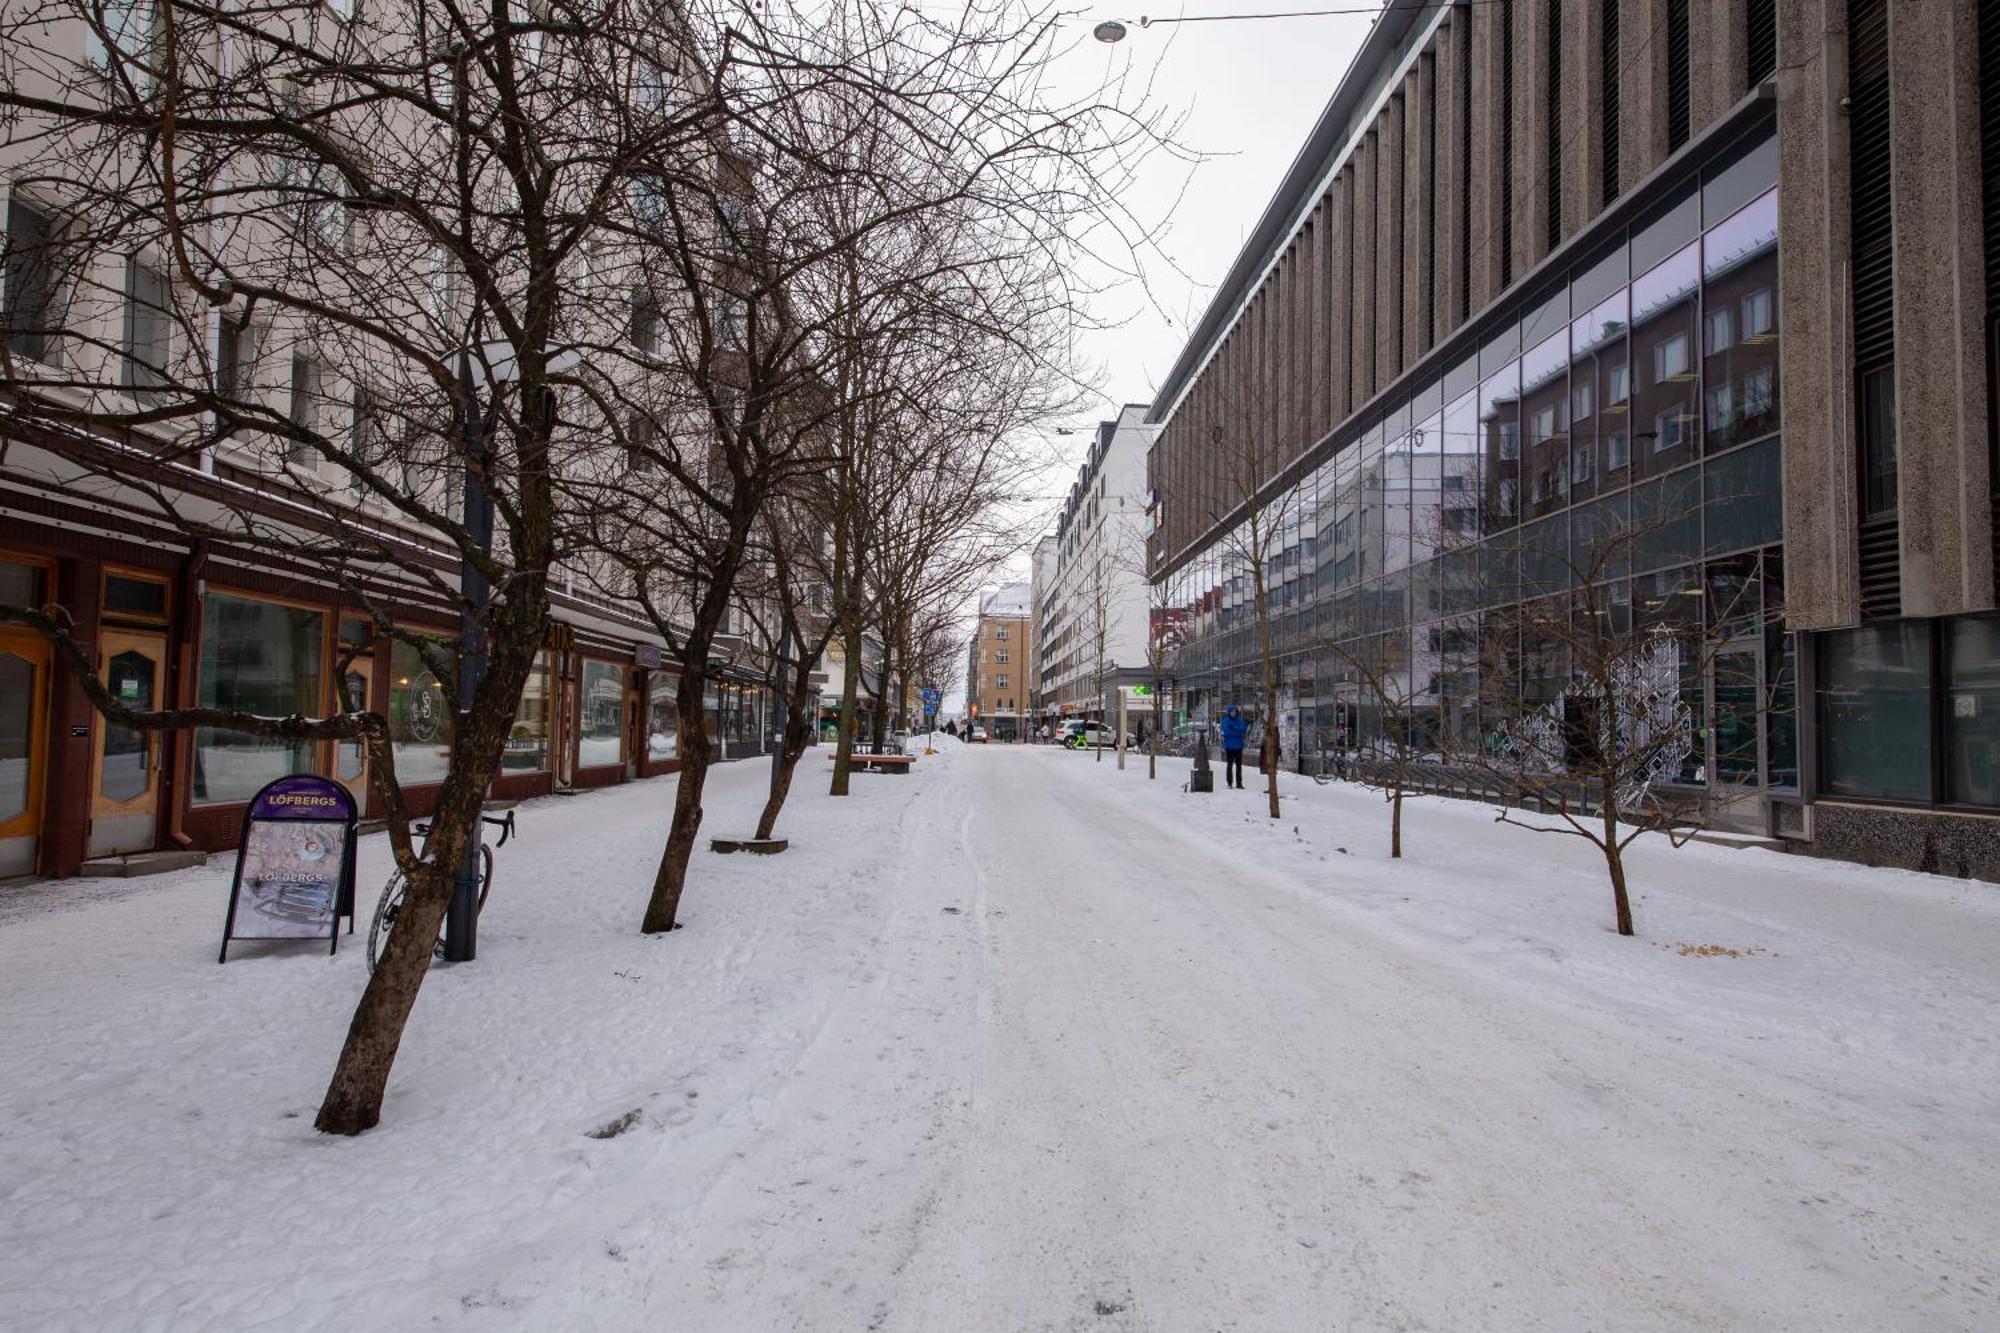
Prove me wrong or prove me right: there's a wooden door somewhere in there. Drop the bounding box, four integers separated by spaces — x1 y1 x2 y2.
0 629 51 878
88 628 166 857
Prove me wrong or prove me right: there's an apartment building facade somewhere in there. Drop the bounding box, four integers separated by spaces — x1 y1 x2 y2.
1036 406 1159 728
0 3 775 882
1147 0 2000 875
965 584 1030 740
1027 532 1057 726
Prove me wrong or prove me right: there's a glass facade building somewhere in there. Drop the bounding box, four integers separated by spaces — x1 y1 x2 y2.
1160 127 1795 824
1153 3 2000 865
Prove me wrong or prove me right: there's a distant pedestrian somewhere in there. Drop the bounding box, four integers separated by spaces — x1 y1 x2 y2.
1218 704 1248 789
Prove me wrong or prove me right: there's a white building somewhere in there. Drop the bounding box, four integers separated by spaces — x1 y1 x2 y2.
1034 405 1158 729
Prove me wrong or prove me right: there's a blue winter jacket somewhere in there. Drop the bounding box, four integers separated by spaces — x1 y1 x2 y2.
1218 713 1249 751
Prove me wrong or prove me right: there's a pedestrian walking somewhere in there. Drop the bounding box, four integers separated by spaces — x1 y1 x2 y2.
1218 704 1248 789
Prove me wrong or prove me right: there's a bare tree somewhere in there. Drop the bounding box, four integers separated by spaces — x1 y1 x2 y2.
1202 410 1302 819
1470 507 1769 936
1327 631 1458 859
0 0 736 1132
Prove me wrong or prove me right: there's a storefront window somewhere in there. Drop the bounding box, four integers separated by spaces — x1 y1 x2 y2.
195 593 324 804
1820 623 1932 802
578 659 625 767
1946 616 2000 806
505 651 549 771
647 672 680 759
389 637 453 787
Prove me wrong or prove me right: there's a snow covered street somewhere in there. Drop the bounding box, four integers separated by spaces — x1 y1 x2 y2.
4 742 1999 1331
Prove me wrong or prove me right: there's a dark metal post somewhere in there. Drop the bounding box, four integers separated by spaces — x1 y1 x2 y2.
769 621 791 800
445 353 488 962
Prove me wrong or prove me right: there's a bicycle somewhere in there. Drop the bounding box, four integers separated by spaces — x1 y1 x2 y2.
367 811 517 974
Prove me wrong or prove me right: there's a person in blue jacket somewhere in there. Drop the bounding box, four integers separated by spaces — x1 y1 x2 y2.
1217 704 1249 789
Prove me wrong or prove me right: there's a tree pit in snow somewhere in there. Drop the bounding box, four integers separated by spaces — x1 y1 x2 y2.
587 1109 643 1140
709 838 789 855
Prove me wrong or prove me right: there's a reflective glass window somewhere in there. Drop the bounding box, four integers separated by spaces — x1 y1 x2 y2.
1947 616 2000 806
1479 361 1521 535
195 594 326 803
388 637 452 788
1704 437 1782 555
506 652 549 771
1630 242 1700 478
1382 427 1414 574
1521 330 1570 520
1702 189 1779 452
1820 623 1932 802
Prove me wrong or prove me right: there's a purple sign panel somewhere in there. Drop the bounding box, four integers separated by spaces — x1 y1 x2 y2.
220 775 359 962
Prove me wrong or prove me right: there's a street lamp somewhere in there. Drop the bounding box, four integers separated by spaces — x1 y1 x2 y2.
1092 8 1378 43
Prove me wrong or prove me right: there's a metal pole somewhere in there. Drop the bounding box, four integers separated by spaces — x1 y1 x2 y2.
445 352 487 963
769 622 791 801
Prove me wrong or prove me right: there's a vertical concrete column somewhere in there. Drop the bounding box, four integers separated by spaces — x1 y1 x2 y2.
1306 206 1326 444
1376 95 1405 391
1353 139 1379 407
1775 0 1859 630
1279 246 1295 462
1889 0 1994 616
1434 12 1469 341
1296 241 1312 460
1404 58 1436 364
1560 0 1606 232
1514 0 1555 273
1330 173 1354 427
1691 0 1750 132
1619 0 1671 193
1469 0 1508 309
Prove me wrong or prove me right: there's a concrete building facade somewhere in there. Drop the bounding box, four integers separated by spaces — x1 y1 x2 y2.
1147 0 2000 877
1035 406 1159 732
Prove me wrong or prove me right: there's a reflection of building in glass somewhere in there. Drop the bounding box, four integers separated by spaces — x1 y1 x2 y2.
1143 2 2000 876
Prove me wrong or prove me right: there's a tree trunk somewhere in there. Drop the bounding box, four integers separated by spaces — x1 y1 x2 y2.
315 605 542 1135
1391 788 1403 859
1149 685 1160 780
830 618 863 795
1603 778 1634 935
641 676 713 933
754 706 814 840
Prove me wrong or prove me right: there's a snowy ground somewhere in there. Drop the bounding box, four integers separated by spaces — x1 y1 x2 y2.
3 742 1998 1331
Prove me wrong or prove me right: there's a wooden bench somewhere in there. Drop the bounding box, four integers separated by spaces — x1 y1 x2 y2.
830 751 915 774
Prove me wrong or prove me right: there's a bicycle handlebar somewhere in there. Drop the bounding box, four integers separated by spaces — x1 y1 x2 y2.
410 810 517 847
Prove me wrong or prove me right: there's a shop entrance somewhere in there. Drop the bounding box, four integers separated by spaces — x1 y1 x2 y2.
0 627 51 878
88 628 166 857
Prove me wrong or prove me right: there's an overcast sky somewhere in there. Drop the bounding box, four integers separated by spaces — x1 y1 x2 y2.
940 5 1379 712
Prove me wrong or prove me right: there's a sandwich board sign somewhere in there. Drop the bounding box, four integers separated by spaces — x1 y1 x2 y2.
218 775 359 963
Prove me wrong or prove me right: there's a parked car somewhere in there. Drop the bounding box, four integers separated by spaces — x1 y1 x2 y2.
1059 720 1134 750
968 725 988 742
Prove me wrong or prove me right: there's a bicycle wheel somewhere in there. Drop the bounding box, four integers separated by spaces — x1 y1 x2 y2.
367 871 455 973
366 872 406 975
475 841 494 913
